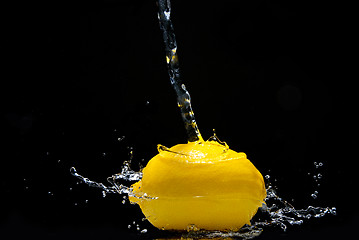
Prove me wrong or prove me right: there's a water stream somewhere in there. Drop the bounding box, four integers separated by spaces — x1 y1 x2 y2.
157 0 203 143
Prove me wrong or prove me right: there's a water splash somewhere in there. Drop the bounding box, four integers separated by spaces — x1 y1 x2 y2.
70 167 119 194
70 137 336 239
254 185 336 232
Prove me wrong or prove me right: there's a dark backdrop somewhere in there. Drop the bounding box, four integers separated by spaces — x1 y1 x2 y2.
2 0 356 239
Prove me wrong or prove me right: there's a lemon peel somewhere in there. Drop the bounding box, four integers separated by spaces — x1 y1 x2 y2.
129 140 266 231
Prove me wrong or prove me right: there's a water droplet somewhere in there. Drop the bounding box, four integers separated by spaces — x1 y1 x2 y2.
186 224 200 232
118 136 125 142
331 207 337 215
311 193 317 199
85 200 88 203
128 225 131 229
314 161 323 169
140 229 147 233
74 203 78 206
69 187 72 191
122 200 126 204
102 191 107 197
57 160 61 163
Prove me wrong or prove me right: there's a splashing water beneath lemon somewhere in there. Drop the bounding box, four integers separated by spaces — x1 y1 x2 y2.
70 134 336 238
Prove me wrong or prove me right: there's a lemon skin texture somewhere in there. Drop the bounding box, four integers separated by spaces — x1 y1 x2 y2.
129 141 266 231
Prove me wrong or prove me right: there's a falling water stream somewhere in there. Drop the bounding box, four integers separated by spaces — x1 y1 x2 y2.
72 0 336 238
157 0 203 143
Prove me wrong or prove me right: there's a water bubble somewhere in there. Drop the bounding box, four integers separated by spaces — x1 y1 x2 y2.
128 225 131 229
57 160 61 163
317 173 322 179
319 162 323 167
102 191 107 198
102 153 106 157
85 200 88 203
140 229 147 233
265 175 270 180
69 187 72 191
122 200 126 204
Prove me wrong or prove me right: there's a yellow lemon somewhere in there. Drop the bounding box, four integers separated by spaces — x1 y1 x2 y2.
129 140 266 231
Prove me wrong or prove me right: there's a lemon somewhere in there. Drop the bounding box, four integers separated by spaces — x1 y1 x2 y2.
129 140 266 231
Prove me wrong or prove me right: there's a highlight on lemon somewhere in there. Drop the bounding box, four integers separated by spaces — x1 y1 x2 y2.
129 138 266 231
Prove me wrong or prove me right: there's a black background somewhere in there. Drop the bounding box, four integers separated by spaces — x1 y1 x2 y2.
2 0 357 239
